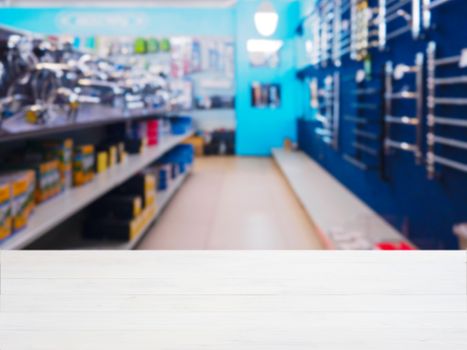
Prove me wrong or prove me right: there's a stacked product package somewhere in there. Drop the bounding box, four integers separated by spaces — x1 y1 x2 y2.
82 144 194 243
84 172 158 242
156 144 194 191
0 170 35 240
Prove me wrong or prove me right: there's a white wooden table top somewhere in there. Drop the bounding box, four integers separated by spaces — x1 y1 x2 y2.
1 251 466 349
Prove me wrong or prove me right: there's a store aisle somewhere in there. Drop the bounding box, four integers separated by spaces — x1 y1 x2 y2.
138 157 323 250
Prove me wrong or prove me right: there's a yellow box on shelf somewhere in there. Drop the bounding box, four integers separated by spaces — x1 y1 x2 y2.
129 202 157 241
10 171 36 232
73 145 95 187
0 170 36 235
34 160 61 203
0 180 12 240
109 145 118 167
96 152 108 174
184 136 204 157
40 138 74 191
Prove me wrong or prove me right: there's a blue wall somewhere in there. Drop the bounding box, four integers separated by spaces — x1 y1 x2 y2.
296 0 467 249
235 0 301 156
0 7 235 37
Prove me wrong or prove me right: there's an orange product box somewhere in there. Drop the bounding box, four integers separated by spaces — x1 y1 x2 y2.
0 180 13 240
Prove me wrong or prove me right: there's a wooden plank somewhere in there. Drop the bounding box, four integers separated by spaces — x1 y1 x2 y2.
2 252 465 295
2 329 467 350
2 294 466 313
2 312 467 331
3 251 464 278
1 252 466 350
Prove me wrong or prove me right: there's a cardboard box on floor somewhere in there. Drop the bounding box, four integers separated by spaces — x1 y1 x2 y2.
183 136 204 157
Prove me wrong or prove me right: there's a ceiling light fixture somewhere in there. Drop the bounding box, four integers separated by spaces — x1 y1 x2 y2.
254 1 279 37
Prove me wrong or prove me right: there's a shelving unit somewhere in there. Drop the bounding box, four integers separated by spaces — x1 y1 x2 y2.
343 70 384 172
0 130 194 250
383 53 424 164
71 167 192 250
310 72 340 150
0 106 184 144
273 148 416 250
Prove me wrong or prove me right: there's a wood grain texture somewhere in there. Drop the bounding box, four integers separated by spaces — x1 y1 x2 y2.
1 251 466 349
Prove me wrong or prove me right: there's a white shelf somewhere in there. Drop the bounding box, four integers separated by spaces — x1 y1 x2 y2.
0 131 193 250
272 149 416 250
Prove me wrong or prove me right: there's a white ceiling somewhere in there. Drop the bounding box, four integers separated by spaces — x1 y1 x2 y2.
2 0 237 8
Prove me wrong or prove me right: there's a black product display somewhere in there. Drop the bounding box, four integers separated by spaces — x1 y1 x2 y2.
204 130 235 155
83 172 156 241
116 173 155 207
84 219 136 241
91 195 143 220
124 139 145 154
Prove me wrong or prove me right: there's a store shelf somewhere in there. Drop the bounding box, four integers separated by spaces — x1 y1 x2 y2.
65 167 191 250
0 131 194 250
0 106 186 144
105 167 191 250
272 149 416 250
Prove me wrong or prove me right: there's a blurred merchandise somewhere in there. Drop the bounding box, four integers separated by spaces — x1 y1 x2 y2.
82 143 194 243
251 83 281 108
0 170 35 237
195 95 234 110
203 130 235 155
375 242 415 250
184 136 204 157
454 224 467 250
0 179 12 240
170 116 193 135
0 29 188 137
73 145 95 187
38 138 74 190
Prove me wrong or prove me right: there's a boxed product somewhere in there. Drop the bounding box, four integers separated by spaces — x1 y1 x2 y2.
9 171 35 231
45 139 73 190
107 123 145 155
28 138 73 191
0 180 12 240
108 145 118 167
2 157 60 205
33 160 61 203
146 120 159 146
93 195 143 220
84 201 156 241
124 139 145 154
117 142 127 163
97 142 118 169
141 166 160 206
117 173 156 208
73 145 95 187
96 151 108 173
170 116 192 135
156 164 172 191
84 213 142 241
184 136 204 157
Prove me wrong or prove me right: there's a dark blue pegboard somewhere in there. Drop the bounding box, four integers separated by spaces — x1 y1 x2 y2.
297 0 467 249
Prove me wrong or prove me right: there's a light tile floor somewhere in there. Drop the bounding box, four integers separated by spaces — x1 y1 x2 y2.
138 157 323 250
